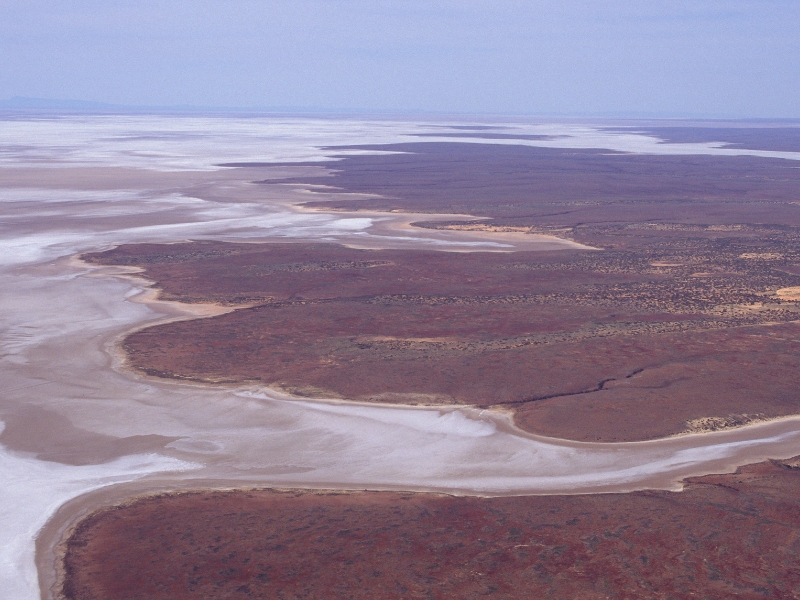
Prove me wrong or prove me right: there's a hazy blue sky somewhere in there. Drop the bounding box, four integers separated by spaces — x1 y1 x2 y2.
1 0 799 117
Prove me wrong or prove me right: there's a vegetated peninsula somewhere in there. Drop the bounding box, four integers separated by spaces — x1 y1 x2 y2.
62 455 800 599
85 134 800 442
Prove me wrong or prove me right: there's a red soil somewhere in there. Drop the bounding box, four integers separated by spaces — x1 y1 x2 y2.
85 235 800 441
61 457 800 600
82 136 800 441
278 142 800 229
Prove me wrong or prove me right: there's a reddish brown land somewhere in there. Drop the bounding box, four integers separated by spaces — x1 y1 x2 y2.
611 126 800 153
272 142 800 229
84 136 800 441
86 233 800 442
61 456 800 600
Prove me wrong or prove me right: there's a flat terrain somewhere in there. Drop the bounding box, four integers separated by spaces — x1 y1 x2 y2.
48 127 800 600
61 456 800 600
88 139 800 442
85 138 800 441
276 142 800 228
86 228 800 441
615 126 800 153
90 139 800 441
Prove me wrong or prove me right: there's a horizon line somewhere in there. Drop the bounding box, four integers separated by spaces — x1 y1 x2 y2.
2 96 800 123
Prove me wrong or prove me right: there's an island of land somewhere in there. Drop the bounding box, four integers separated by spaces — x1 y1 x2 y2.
66 127 800 598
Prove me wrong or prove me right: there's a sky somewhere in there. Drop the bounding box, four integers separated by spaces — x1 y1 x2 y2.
1 0 799 118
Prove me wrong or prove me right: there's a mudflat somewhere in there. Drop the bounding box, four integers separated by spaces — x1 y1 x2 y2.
61 456 800 600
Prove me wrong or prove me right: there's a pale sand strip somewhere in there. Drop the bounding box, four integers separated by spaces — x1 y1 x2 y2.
777 286 800 301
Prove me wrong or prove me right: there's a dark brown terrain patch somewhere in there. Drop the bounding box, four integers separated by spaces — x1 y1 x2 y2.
614 126 800 153
280 142 800 229
61 457 800 600
85 233 800 441
83 137 800 441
